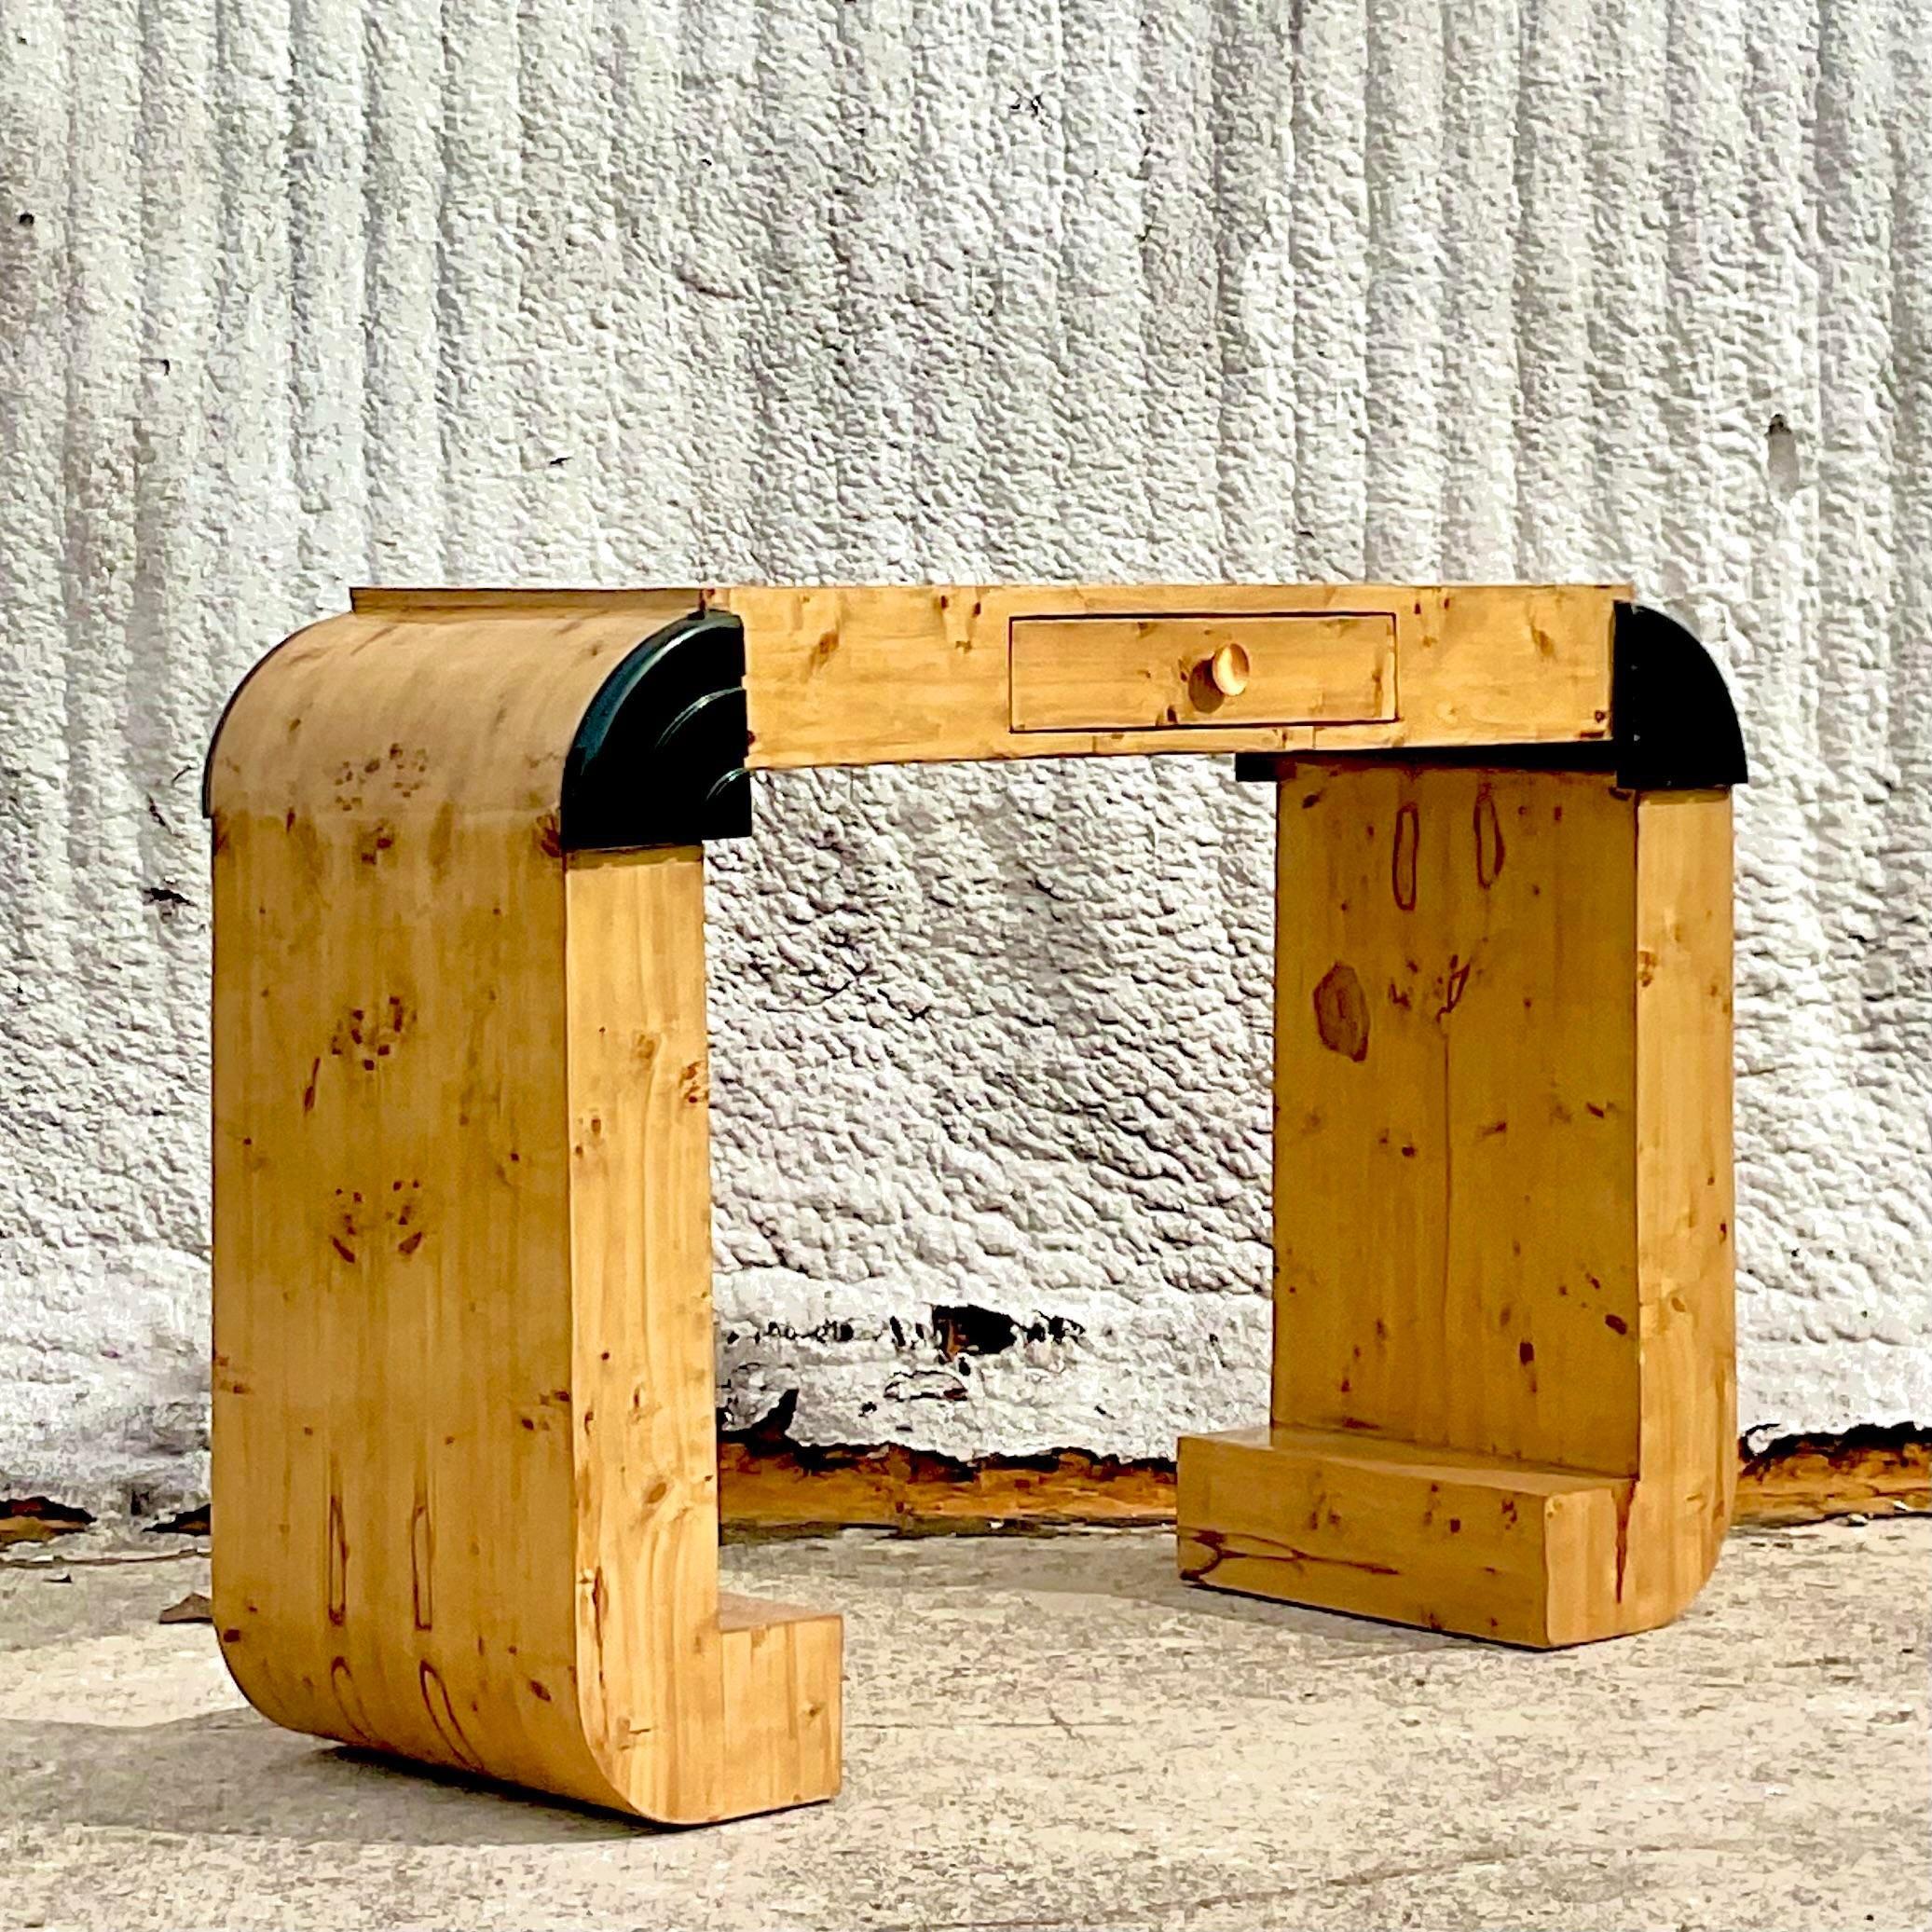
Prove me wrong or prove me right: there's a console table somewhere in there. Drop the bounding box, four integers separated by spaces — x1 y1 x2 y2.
204 584 1745 1822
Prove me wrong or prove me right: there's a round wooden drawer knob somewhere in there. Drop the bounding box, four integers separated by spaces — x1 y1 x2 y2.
1207 641 1251 697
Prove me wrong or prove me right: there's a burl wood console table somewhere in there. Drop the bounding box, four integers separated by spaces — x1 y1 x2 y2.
204 583 1746 1824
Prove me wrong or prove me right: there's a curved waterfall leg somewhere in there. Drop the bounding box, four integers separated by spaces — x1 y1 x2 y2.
208 595 839 1821
1180 764 1735 1646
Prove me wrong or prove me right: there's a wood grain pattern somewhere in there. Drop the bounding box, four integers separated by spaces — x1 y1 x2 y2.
566 848 840 1821
1269 764 1641 1475
1621 789 1737 1627
1176 1425 1614 1646
208 595 839 1822
1178 765 1736 1646
208 582 1729 1821
719 582 1621 768
1008 612 1394 732
318 582 1619 769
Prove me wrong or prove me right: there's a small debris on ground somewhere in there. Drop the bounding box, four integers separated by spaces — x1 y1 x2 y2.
158 1591 213 1624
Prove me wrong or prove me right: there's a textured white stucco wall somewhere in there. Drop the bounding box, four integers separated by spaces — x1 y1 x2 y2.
2 0 1926 1511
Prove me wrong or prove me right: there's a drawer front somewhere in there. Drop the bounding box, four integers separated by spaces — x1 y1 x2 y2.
1007 611 1397 733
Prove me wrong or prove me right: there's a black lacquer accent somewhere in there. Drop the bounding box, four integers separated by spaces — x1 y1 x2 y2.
1610 601 1749 791
560 608 752 850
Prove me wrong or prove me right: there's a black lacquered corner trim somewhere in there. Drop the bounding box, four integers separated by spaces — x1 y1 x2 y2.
1610 601 1748 790
1233 752 1288 785
560 609 752 850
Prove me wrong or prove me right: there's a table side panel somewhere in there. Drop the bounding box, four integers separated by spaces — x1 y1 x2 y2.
1269 762 1643 1479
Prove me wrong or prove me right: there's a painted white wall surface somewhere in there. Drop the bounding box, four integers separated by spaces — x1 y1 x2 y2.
1 0 1926 1513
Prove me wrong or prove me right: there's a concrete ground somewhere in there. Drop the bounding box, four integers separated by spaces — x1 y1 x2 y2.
1 1521 1925 1932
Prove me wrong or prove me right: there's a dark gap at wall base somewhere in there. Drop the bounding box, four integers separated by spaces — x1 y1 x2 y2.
0 1496 95 1549
3 1427 1925 1548
1733 1424 1932 1527
712 1426 1931 1536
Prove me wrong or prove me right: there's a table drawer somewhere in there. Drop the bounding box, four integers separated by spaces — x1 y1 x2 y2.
1007 611 1397 733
